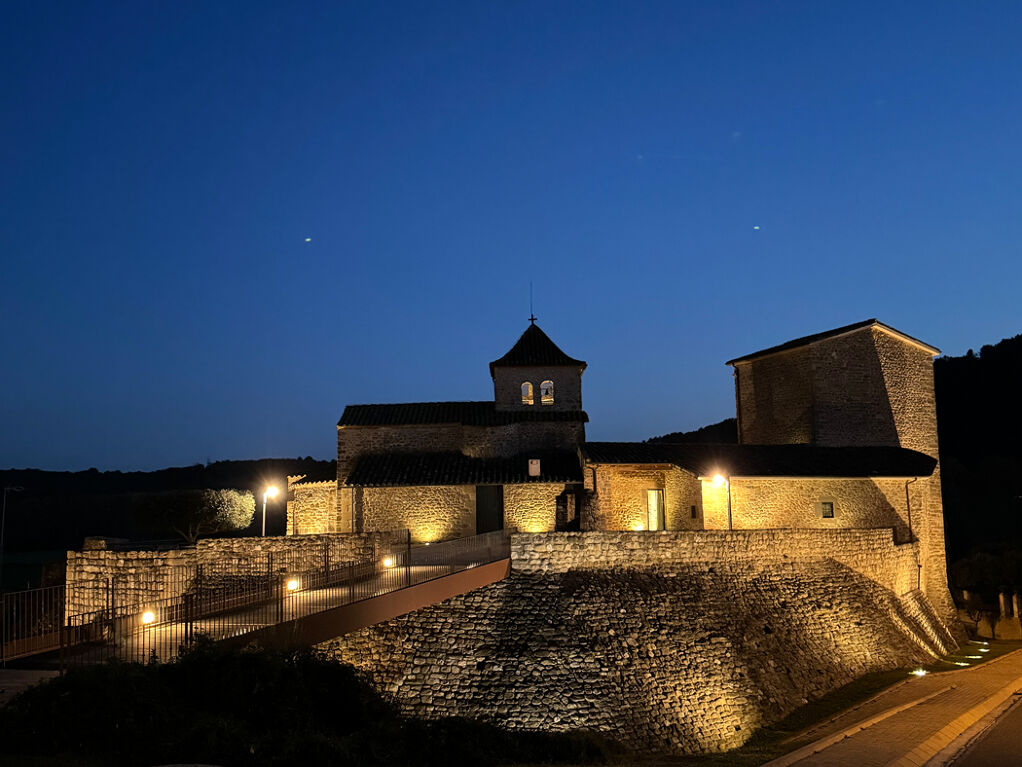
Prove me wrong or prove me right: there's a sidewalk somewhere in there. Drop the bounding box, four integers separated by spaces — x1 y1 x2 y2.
764 646 1022 767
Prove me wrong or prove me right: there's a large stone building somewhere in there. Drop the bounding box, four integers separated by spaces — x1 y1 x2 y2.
288 317 953 613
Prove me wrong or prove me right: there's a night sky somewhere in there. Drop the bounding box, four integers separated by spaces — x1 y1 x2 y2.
3 2 1020 471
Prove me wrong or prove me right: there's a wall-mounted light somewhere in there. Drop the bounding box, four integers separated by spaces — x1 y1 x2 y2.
286 579 300 592
141 610 156 625
383 557 395 568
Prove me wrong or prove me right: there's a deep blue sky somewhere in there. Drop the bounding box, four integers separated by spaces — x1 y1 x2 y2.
2 2 1020 471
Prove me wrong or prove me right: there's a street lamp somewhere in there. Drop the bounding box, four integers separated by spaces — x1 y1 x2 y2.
713 473 733 531
0 486 25 592
262 485 279 537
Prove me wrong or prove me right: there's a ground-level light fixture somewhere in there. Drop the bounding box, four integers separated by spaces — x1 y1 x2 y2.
286 578 300 592
262 485 279 537
383 557 395 568
910 668 928 677
141 610 156 625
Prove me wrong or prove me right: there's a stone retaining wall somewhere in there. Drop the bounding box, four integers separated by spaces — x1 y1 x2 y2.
510 529 921 596
65 532 404 617
320 563 951 756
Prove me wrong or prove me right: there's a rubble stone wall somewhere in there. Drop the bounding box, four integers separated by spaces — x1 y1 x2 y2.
320 562 952 755
65 532 399 617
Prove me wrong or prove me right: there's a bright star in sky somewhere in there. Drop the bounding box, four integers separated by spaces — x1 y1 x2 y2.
304 237 312 242
753 226 760 230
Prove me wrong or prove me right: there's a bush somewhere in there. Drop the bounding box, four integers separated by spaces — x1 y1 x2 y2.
0 643 615 767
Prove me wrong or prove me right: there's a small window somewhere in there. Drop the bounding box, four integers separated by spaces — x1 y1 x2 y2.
690 504 698 519
819 501 835 519
521 382 534 405
540 380 554 405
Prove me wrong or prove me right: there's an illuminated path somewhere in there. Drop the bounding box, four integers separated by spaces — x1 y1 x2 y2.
764 645 1022 767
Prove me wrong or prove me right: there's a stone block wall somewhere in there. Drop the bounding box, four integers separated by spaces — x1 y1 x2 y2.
509 530 923 597
586 465 702 531
320 561 951 755
359 486 476 543
699 476 923 543
65 532 401 618
286 480 340 535
504 483 564 533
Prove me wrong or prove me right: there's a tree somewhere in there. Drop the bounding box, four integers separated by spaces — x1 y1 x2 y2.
146 489 255 544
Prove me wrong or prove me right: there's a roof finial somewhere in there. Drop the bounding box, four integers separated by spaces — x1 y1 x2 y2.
529 281 536 325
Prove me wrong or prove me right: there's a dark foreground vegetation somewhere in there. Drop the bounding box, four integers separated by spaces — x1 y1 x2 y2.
0 643 613 767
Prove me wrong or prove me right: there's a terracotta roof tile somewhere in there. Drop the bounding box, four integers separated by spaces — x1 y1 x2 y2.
583 442 937 478
345 450 583 487
338 401 588 427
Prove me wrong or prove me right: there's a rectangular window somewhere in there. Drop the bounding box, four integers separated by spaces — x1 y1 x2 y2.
690 504 698 519
820 501 835 519
646 489 665 531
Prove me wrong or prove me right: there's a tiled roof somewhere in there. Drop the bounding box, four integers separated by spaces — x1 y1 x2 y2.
289 469 336 486
338 401 589 427
726 319 940 365
345 450 583 487
489 323 586 375
583 442 937 478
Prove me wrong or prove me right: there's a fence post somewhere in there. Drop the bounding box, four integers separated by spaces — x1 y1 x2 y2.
324 542 330 586
1 592 6 669
405 530 411 587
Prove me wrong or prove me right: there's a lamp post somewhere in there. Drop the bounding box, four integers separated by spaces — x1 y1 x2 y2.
713 474 732 531
0 486 24 592
262 485 279 537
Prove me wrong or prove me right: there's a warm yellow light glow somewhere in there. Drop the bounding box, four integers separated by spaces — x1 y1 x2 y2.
910 668 927 677
979 648 990 653
141 611 156 625
631 521 645 531
383 557 395 568
265 485 279 499
286 579 300 592
954 661 969 666
712 474 727 487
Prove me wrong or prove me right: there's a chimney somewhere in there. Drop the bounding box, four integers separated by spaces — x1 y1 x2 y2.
528 458 541 477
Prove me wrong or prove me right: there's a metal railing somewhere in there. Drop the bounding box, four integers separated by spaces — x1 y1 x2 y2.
32 529 510 666
1 585 66 663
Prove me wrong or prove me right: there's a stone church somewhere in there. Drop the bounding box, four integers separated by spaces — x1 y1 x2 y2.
288 317 950 610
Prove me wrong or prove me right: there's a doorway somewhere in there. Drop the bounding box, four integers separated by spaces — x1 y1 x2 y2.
646 489 665 531
476 485 504 534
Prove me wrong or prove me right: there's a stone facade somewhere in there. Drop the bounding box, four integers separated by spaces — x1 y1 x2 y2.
320 531 953 755
584 464 702 531
729 322 954 623
286 479 340 535
698 476 929 542
503 483 565 533
360 486 476 543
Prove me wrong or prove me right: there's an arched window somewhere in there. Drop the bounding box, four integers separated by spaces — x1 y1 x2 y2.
521 382 534 405
540 380 554 405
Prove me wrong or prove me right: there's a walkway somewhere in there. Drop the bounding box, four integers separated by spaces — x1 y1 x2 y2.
766 645 1022 767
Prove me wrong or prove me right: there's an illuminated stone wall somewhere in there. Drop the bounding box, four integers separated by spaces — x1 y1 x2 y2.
286 480 340 535
510 530 923 596
585 465 702 531
321 559 953 755
504 483 564 533
731 324 954 623
360 485 476 543
64 532 398 618
698 476 928 542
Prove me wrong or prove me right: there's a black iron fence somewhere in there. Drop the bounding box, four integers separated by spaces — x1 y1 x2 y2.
3 529 510 666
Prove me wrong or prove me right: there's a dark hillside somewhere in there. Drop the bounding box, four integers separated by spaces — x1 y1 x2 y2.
0 457 335 553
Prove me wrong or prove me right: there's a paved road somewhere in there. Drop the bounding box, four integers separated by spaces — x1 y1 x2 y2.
0 669 59 706
767 646 1022 767
949 692 1022 767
